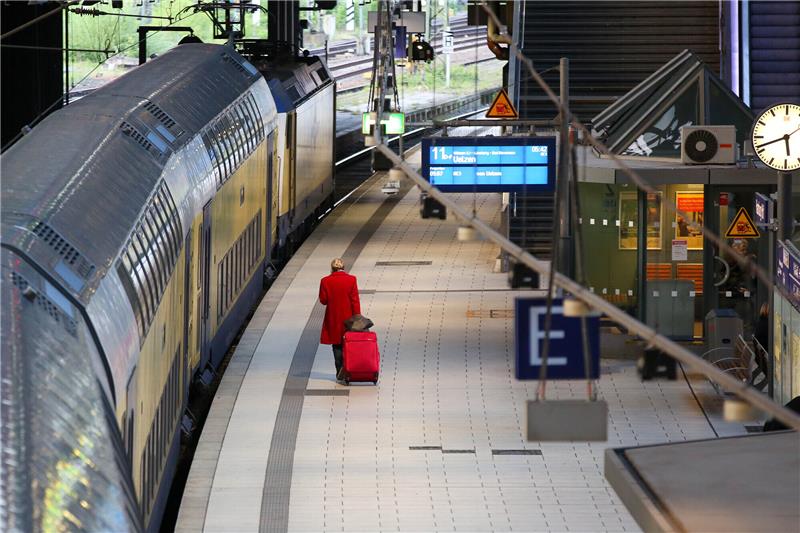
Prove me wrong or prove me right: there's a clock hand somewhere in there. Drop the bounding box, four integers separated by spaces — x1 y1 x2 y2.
756 126 800 150
786 137 791 156
757 136 786 149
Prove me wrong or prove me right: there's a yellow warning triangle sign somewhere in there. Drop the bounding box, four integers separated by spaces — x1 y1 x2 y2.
486 89 518 119
725 207 760 238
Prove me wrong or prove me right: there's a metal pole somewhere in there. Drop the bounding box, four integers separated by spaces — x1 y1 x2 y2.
376 143 800 432
445 0 450 87
138 27 147 65
778 171 793 242
64 7 69 105
558 57 572 278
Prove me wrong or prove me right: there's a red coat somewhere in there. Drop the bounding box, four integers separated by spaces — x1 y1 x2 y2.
319 271 361 345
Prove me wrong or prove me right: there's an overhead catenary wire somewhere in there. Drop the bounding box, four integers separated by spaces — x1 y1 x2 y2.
1 8 202 153
0 2 73 41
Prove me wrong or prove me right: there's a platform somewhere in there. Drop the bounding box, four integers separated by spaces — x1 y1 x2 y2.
176 150 751 533
606 431 800 532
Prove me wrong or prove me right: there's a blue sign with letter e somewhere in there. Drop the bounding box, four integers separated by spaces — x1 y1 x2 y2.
515 298 600 380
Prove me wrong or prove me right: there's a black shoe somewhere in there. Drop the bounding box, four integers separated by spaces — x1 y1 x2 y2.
336 368 345 381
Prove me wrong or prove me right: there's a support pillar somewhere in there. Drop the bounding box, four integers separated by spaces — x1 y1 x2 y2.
268 0 301 50
557 57 573 278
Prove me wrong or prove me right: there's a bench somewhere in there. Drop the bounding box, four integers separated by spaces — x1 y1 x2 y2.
704 335 755 394
676 263 704 295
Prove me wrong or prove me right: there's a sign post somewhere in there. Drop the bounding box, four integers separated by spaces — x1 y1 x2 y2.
514 297 600 380
515 297 606 441
442 28 453 87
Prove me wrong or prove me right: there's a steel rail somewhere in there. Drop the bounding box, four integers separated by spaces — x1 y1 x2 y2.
376 142 800 432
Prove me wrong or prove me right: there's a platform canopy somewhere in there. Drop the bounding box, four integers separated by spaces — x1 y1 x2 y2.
592 50 754 159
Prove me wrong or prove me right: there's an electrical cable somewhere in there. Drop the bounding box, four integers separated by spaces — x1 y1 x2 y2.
0 2 73 41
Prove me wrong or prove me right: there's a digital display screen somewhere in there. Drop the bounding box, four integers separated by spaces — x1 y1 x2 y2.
421 137 556 192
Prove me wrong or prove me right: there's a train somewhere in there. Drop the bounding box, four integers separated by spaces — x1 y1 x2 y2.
0 41 335 532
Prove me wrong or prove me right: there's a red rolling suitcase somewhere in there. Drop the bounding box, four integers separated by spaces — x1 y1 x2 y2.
342 331 380 384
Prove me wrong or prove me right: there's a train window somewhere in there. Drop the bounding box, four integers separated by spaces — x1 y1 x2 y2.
235 104 252 152
252 220 257 266
136 251 159 325
246 93 264 134
141 233 165 305
148 433 154 504
157 187 182 263
155 405 161 468
234 240 240 294
216 263 222 319
228 252 233 308
256 211 262 258
240 237 245 288
220 256 226 315
209 125 225 182
235 104 254 153
213 123 232 182
244 98 261 142
146 130 168 154
225 114 245 167
230 250 235 304
222 255 227 314
233 109 248 157
246 223 252 273
227 252 232 309
149 200 175 262
140 213 166 294
143 438 149 506
203 131 222 186
220 116 239 171
125 251 151 330
155 124 176 144
240 237 245 289
141 452 146 506
129 237 154 324
119 256 145 337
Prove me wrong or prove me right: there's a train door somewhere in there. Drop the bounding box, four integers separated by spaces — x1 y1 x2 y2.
287 113 296 227
182 228 192 399
199 201 212 368
124 369 137 469
266 132 274 255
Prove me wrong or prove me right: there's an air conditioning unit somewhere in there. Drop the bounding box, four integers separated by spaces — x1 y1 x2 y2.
680 125 736 164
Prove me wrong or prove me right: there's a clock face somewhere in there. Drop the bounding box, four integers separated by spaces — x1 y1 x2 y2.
752 103 800 171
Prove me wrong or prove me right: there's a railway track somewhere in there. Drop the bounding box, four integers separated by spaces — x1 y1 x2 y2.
306 12 473 61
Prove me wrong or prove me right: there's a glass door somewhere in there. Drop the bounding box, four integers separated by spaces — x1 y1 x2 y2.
642 184 705 339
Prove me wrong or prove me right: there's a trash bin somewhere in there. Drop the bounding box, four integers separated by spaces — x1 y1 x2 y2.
704 308 743 363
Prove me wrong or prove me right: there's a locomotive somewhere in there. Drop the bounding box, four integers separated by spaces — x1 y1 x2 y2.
1 42 334 531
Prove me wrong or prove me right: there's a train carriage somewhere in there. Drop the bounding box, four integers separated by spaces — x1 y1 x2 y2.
1 42 334 532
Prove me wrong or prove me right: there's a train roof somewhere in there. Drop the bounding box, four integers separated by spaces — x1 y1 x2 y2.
249 53 334 112
1 43 262 302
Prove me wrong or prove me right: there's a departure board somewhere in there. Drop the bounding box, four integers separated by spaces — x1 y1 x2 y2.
421 137 556 192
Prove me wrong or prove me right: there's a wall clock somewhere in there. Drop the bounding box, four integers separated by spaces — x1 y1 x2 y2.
751 102 800 171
